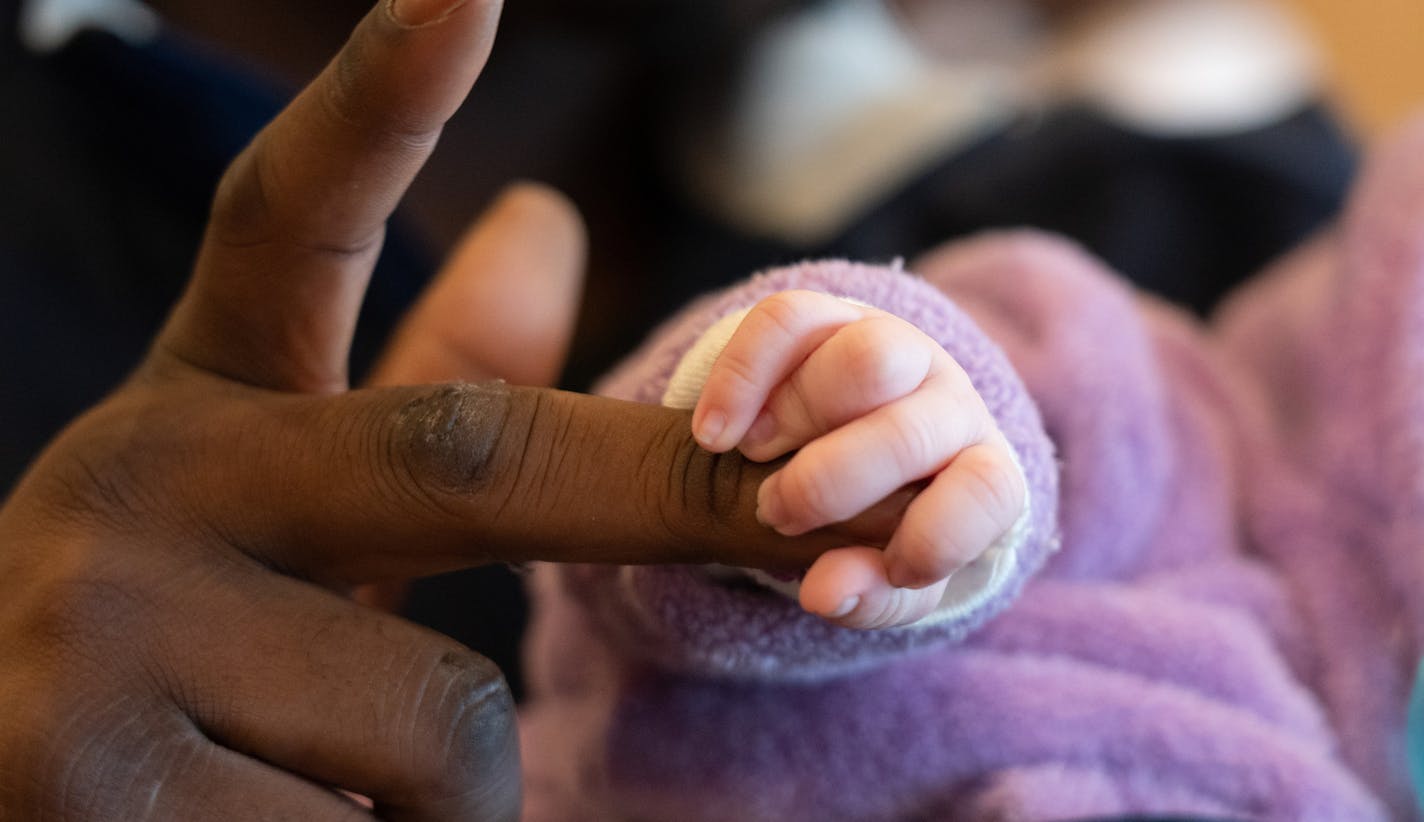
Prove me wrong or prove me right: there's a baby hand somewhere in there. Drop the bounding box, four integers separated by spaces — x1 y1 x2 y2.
692 290 1027 629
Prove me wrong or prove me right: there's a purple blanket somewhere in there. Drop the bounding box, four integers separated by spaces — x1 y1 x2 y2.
518 118 1424 821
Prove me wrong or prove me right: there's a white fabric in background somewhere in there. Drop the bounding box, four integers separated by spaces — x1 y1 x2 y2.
688 0 1321 245
20 0 160 53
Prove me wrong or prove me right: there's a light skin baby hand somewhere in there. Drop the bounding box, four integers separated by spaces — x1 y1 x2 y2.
692 290 1026 629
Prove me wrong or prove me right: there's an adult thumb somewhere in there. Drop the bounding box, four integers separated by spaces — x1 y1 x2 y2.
368 183 586 389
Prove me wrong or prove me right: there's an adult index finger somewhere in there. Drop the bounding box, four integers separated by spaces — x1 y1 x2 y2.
186 383 883 583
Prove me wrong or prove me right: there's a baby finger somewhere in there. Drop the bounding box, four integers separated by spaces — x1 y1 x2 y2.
883 436 1027 590
692 291 864 452
755 373 987 536
740 314 939 462
799 546 949 629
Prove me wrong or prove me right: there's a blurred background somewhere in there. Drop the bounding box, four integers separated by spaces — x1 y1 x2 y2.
1290 0 1424 136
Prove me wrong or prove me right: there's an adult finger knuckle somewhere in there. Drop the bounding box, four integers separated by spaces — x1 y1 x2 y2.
386 382 515 503
1 689 191 821
210 142 384 263
402 649 516 801
646 431 755 556
324 39 440 154
323 31 376 131
208 147 274 247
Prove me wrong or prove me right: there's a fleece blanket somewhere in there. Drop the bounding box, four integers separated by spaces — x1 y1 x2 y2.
517 117 1424 821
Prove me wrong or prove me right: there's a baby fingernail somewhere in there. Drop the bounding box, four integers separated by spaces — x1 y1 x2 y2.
825 595 860 619
695 409 726 450
387 0 468 27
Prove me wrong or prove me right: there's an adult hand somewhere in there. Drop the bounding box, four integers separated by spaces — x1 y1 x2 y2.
0 1 869 819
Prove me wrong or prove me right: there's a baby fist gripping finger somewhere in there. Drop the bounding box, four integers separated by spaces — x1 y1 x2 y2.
608 259 1058 673
690 286 1030 625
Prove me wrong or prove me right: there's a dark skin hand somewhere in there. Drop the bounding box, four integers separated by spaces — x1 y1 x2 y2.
0 0 907 819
